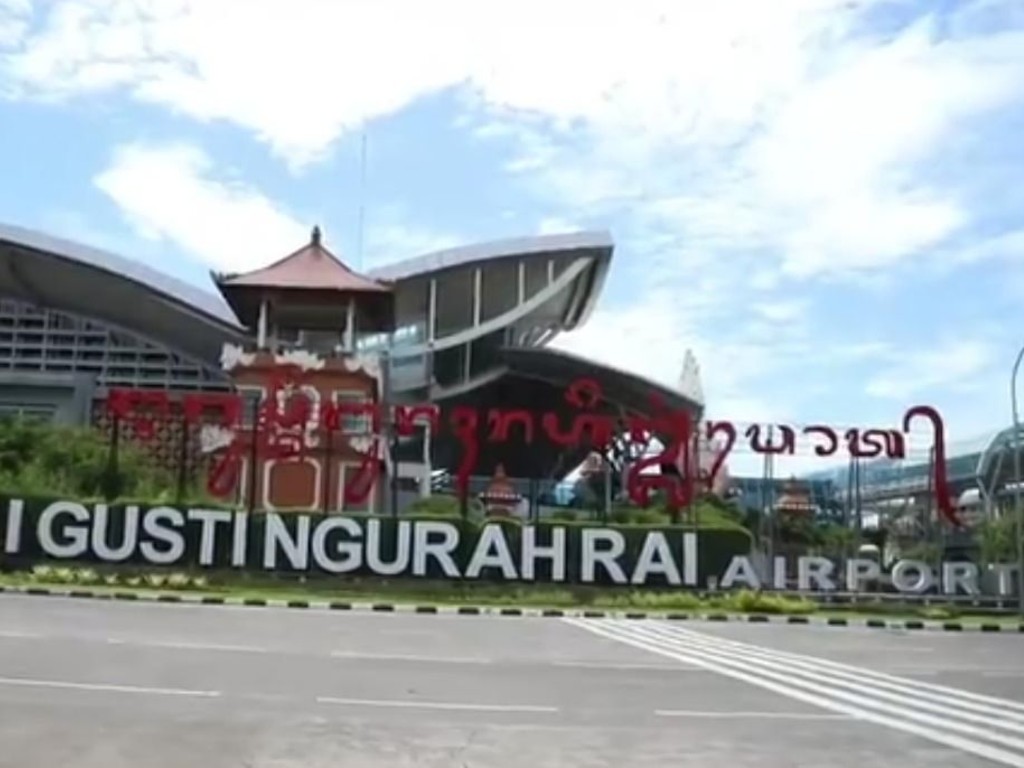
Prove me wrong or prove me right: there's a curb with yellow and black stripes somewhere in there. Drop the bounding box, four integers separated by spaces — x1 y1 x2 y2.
2 584 1020 632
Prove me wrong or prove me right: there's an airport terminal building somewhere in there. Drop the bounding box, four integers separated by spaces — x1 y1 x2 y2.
0 222 704 503
5 220 1024 529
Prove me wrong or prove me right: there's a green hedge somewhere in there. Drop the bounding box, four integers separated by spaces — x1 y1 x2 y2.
0 496 751 588
406 492 748 531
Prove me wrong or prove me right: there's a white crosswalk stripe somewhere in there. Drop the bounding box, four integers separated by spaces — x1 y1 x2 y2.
565 618 1024 767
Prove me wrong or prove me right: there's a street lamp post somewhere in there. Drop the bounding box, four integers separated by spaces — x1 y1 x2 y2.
1010 345 1024 616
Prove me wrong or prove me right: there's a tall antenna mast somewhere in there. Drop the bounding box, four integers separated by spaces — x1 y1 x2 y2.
356 128 368 271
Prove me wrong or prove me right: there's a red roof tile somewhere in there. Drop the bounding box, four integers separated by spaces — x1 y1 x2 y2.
218 226 391 293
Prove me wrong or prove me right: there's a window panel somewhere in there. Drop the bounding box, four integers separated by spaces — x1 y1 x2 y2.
524 258 548 298
480 260 519 322
434 270 474 337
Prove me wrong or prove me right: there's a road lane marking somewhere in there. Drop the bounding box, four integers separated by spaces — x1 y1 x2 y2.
141 640 268 653
0 676 220 698
0 631 41 639
329 653 692 670
639 622 1024 722
105 638 267 653
565 618 1024 768
886 669 941 677
610 621 1024 745
654 710 852 720
551 660 694 671
329 651 492 664
316 696 558 713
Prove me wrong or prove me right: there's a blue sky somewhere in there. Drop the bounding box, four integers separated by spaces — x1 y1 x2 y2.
1 0 1023 475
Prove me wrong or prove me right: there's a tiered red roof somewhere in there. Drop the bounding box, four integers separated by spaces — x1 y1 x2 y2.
774 477 816 517
217 226 391 294
480 464 523 505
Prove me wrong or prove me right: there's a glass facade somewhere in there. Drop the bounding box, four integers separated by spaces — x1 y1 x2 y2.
809 452 984 493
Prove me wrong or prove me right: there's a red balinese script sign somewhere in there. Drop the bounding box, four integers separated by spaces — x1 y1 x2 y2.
106 373 963 527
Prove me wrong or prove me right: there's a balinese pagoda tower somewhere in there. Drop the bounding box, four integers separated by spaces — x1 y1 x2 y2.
211 227 396 513
215 225 393 355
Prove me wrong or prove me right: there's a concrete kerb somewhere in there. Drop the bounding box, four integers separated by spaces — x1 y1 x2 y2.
2 584 1022 632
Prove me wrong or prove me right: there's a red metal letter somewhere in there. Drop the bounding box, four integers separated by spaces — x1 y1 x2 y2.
450 406 480 503
746 424 796 455
626 396 695 509
704 420 737 490
488 409 535 444
395 404 440 437
903 405 962 528
542 378 613 449
802 424 838 457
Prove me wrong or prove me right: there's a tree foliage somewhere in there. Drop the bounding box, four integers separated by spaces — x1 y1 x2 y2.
0 416 174 501
977 514 1020 563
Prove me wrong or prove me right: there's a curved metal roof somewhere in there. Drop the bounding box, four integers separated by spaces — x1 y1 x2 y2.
977 424 1024 478
366 230 614 281
370 230 614 343
1 223 612 323
0 223 615 370
0 221 244 364
497 345 703 416
0 221 241 327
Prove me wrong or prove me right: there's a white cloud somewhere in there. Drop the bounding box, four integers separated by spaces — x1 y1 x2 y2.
947 229 1024 266
7 0 1024 476
865 338 996 400
362 212 462 271
0 0 30 48
94 142 461 275
552 289 804 426
536 216 580 236
2 0 474 168
8 3 1021 273
94 142 310 272
752 300 806 324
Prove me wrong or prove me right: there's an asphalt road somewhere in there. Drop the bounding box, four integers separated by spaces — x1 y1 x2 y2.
1 597 1023 767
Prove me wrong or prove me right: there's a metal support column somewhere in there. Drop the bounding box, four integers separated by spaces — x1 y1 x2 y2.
1010 345 1024 615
